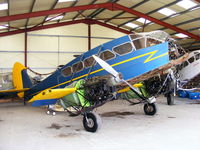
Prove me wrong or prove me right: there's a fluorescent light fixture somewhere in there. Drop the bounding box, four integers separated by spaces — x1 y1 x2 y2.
46 15 64 21
136 18 151 24
58 0 77 2
175 33 188 38
125 23 139 28
176 0 197 9
0 3 8 10
0 24 8 29
158 8 176 16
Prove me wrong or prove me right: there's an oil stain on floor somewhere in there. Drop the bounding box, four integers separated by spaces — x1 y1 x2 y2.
56 133 77 138
47 123 62 130
101 111 135 118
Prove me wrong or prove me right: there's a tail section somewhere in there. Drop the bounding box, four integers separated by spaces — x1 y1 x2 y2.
12 62 32 98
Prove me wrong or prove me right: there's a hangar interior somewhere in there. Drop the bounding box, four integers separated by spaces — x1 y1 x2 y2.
0 0 200 150
0 0 199 74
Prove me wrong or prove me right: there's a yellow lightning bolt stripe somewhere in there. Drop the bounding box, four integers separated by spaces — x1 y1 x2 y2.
38 50 168 91
144 51 168 63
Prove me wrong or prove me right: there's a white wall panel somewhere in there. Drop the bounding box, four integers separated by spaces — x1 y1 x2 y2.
0 23 126 74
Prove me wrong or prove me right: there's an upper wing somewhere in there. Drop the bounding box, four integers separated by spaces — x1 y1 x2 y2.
28 88 76 107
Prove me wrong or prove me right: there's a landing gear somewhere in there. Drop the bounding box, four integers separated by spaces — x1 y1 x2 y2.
144 103 157 116
83 112 102 132
46 105 56 116
166 93 174 105
46 110 56 116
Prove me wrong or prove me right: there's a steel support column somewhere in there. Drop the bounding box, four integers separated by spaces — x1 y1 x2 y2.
88 23 91 50
25 32 28 67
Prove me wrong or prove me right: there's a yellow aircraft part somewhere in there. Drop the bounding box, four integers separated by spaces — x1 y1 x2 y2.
12 62 27 98
117 83 143 93
0 88 29 93
28 88 77 103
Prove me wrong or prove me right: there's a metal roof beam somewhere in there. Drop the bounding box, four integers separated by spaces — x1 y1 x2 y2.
72 0 97 20
159 17 200 31
105 0 150 23
0 2 115 22
25 0 37 28
87 0 119 19
118 0 181 27
113 3 200 41
131 5 200 31
0 19 131 37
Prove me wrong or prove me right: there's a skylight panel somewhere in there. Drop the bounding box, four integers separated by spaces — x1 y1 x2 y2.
136 18 151 24
58 0 77 2
0 24 8 29
46 16 64 21
158 8 176 16
176 0 197 9
125 23 139 28
175 33 188 38
0 3 8 10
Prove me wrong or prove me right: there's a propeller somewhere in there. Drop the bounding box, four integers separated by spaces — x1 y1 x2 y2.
92 55 141 94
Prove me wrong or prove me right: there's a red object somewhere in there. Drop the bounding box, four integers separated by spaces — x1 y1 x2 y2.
113 3 200 41
25 32 27 67
0 2 199 40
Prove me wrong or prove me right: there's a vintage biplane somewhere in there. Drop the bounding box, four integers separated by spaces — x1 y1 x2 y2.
0 30 188 132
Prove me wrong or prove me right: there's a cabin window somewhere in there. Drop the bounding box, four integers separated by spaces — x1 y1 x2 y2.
146 38 162 47
62 67 72 76
84 56 95 68
183 61 189 68
188 56 195 63
100 50 115 61
195 53 200 60
72 61 84 73
132 38 146 50
113 42 133 55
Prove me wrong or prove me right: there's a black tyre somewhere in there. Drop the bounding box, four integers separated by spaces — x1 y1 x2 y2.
166 93 174 105
144 103 157 116
83 112 102 132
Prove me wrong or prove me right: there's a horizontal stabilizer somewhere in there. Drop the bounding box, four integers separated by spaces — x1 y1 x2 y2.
0 88 29 93
28 88 77 106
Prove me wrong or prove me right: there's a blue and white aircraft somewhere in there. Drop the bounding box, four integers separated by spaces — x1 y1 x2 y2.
0 30 188 132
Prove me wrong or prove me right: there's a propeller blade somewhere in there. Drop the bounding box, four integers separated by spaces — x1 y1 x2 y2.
93 55 141 94
92 55 119 78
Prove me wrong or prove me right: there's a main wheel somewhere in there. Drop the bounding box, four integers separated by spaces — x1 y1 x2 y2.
83 112 102 132
166 93 174 105
144 103 157 116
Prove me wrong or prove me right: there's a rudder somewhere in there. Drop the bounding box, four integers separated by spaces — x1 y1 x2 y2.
12 62 32 98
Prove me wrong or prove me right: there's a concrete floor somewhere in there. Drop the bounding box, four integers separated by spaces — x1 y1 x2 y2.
0 96 200 150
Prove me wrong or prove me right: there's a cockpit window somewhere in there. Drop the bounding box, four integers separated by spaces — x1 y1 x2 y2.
72 61 84 73
132 38 146 50
62 67 72 77
84 56 95 68
100 50 115 61
146 38 162 47
113 42 133 55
